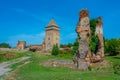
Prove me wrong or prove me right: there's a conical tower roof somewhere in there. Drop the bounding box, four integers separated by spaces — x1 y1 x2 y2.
46 19 59 28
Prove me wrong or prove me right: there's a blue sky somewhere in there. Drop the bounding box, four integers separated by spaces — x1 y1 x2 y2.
0 0 120 47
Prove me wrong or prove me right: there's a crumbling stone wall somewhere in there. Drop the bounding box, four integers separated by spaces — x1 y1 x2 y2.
95 17 104 58
74 10 104 70
29 45 44 52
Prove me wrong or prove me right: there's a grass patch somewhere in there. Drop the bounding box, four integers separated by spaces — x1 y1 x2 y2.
0 50 33 63
105 55 120 64
3 52 120 80
105 55 120 75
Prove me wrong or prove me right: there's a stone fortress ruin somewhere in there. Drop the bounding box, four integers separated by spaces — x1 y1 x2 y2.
17 9 105 70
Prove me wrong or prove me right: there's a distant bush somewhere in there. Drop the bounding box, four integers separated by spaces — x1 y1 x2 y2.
0 43 11 48
73 40 79 52
59 50 74 55
52 44 59 56
60 43 73 48
67 43 73 48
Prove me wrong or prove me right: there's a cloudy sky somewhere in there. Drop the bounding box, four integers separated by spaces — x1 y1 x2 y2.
0 0 120 47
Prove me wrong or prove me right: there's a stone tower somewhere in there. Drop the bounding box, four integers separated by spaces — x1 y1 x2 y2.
44 19 60 51
17 41 26 50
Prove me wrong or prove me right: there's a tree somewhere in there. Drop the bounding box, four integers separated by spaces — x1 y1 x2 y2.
0 43 11 48
67 43 73 48
60 44 67 48
52 44 59 55
105 39 120 56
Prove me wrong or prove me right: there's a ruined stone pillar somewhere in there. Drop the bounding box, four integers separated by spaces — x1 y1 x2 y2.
76 10 91 42
76 10 91 61
95 16 104 57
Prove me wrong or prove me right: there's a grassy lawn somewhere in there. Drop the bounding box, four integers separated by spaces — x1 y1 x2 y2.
105 55 120 64
3 52 120 80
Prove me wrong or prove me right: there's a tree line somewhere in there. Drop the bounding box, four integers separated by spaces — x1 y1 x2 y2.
0 43 11 48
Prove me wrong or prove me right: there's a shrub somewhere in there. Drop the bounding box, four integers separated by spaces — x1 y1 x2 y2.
52 44 59 56
113 63 120 75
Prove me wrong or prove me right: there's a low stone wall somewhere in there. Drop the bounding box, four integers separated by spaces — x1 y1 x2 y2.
0 48 11 51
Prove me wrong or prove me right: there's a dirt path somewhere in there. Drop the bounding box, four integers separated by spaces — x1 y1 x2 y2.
0 56 30 77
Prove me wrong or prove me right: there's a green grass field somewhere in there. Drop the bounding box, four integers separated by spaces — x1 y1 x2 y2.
3 51 120 80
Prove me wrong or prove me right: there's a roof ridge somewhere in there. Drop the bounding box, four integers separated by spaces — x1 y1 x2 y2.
47 19 58 27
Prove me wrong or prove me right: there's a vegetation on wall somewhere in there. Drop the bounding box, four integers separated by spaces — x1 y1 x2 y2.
89 35 99 53
90 19 97 36
89 19 120 56
89 19 99 54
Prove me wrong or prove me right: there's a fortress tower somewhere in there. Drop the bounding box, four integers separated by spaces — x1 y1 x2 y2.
17 41 26 50
44 19 60 51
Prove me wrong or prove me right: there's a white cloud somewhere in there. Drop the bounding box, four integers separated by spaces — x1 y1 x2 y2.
7 32 45 47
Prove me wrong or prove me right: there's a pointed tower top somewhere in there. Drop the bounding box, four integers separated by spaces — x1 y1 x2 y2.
47 19 59 27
